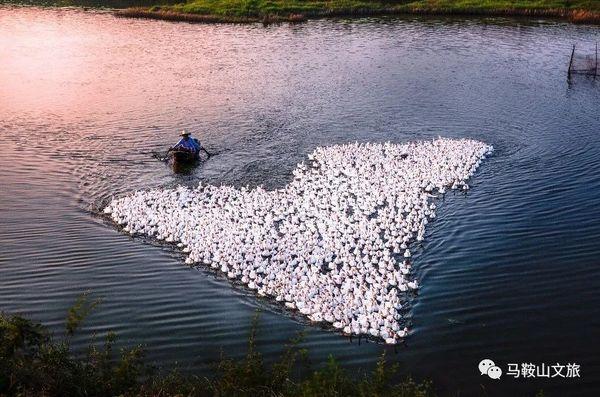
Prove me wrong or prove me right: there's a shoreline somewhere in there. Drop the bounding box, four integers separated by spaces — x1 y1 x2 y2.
114 5 600 25
3 3 599 25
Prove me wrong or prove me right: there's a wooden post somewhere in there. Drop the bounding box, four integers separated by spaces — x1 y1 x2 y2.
568 44 575 76
595 42 598 76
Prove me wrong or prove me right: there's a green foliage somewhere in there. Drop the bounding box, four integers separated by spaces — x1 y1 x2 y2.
160 0 600 18
402 0 600 12
0 303 437 397
5 0 599 22
65 292 101 336
296 353 433 397
173 0 389 17
0 294 149 396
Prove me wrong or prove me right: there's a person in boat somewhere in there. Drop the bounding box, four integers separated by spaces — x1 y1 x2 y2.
169 130 210 157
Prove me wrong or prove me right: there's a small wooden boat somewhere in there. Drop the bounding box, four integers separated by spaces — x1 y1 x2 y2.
169 148 199 164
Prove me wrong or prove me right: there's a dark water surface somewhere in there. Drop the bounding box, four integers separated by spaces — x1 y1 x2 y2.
1 7 599 396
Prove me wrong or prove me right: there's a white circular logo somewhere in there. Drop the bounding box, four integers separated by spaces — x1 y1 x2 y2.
478 359 502 379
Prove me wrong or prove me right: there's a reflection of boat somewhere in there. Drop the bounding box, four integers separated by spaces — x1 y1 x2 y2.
169 148 199 164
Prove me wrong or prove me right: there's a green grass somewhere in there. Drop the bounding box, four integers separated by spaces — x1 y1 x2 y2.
404 0 600 12
169 0 600 17
1 295 435 397
6 0 600 22
113 0 600 24
171 0 384 17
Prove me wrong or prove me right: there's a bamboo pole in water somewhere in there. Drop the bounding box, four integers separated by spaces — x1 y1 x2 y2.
595 42 598 77
568 44 575 76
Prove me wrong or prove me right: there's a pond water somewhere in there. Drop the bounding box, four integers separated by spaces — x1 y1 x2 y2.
1 6 599 396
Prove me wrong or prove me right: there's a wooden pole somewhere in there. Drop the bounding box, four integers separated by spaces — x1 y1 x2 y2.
568 44 575 76
595 42 598 76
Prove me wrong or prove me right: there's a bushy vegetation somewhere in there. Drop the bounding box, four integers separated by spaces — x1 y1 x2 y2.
170 0 386 18
5 0 599 23
166 0 600 18
405 0 599 12
1 295 435 397
112 0 600 24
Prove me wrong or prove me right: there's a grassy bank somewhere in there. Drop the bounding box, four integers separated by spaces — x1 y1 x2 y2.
114 0 600 24
1 295 435 397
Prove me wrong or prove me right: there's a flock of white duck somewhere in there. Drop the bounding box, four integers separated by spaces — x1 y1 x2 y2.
104 138 492 344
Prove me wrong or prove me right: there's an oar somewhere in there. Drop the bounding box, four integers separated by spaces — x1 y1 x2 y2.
201 147 212 158
151 148 172 162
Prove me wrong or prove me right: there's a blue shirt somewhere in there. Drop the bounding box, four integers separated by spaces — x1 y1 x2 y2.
175 137 201 152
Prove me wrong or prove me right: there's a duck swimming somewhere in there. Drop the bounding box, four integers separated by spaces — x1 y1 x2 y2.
104 138 493 344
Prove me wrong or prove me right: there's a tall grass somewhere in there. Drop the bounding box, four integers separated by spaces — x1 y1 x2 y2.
1 295 435 397
113 0 600 24
6 0 600 23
